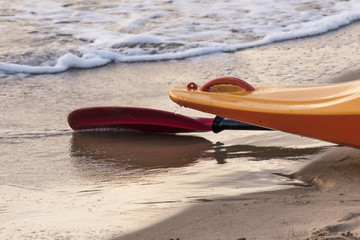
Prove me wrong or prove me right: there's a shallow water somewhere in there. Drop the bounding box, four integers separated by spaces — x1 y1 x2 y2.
0 0 359 74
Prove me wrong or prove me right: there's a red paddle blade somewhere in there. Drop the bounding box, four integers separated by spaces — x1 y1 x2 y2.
67 107 213 133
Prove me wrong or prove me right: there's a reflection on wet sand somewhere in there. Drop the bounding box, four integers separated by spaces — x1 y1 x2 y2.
70 131 326 180
213 142 326 164
70 131 213 170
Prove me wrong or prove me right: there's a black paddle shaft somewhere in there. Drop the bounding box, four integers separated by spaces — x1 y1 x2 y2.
212 116 270 133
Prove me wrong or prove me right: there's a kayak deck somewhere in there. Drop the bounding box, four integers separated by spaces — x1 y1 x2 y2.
169 77 360 148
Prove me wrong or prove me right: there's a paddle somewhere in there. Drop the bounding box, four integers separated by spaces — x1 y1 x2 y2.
67 107 270 133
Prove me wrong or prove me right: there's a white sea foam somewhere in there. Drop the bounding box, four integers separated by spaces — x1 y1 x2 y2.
0 0 359 74
0 53 112 74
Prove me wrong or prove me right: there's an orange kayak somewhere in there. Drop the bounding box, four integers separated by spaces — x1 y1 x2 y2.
169 77 360 148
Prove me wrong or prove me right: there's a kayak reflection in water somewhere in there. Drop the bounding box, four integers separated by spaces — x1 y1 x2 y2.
70 131 213 169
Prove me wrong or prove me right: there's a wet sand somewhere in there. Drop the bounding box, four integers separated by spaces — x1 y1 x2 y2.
116 22 360 240
117 147 360 240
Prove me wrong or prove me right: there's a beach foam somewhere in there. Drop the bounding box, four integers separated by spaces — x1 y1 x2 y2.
0 0 360 74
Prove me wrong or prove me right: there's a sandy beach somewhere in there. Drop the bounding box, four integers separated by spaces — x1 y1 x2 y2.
1 5 360 239
117 147 360 240
116 22 360 240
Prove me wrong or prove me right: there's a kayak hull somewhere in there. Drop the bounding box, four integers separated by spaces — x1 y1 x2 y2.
169 77 360 148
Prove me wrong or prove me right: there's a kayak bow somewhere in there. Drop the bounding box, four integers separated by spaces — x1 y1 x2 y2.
169 77 360 148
